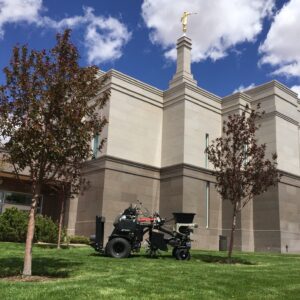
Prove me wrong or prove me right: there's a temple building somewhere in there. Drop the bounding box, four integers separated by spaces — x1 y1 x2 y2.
66 35 300 253
1 34 299 253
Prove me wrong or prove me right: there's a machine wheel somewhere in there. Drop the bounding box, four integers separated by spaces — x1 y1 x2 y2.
106 238 131 258
175 248 191 261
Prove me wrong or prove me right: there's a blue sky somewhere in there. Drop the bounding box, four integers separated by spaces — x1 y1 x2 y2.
0 0 299 97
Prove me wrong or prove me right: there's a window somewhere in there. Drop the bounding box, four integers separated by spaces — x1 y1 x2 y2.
0 191 4 213
92 134 99 158
205 182 210 229
5 192 32 205
243 144 248 165
0 191 43 214
205 133 209 168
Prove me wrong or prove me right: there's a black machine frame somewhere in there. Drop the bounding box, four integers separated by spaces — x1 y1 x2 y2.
90 202 197 260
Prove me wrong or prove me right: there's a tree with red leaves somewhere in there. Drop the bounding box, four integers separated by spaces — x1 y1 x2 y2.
205 105 280 261
0 30 108 276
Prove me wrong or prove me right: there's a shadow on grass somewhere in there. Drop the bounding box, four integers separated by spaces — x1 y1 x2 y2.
89 252 102 257
0 256 82 278
88 250 254 265
192 253 255 265
138 252 255 265
35 244 70 250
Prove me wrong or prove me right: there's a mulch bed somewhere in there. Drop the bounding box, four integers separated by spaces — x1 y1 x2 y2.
0 275 58 282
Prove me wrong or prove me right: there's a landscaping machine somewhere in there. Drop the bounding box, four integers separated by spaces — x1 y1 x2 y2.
90 201 198 260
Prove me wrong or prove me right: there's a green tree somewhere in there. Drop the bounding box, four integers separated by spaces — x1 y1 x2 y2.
205 105 279 261
0 29 108 276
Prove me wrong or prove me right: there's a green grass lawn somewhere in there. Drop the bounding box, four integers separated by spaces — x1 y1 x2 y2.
0 242 299 300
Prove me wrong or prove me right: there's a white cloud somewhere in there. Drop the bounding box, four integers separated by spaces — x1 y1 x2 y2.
41 7 131 64
0 0 42 37
84 17 131 64
0 2 130 64
141 0 275 62
291 85 300 98
259 0 300 78
233 83 256 93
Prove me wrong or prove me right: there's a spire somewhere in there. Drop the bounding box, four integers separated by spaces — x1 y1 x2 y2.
169 36 197 88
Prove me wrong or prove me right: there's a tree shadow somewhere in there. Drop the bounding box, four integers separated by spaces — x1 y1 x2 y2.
192 253 255 265
0 256 82 278
138 252 255 265
87 251 254 264
35 244 70 250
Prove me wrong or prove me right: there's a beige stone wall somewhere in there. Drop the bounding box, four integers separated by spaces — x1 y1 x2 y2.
221 199 242 252
253 186 281 252
75 160 106 236
74 156 160 240
162 83 221 168
256 114 277 160
160 164 222 251
105 70 163 167
240 199 255 252
246 81 300 175
160 171 184 219
184 93 221 169
278 175 300 253
102 167 160 242
161 100 185 167
182 177 222 250
276 116 300 175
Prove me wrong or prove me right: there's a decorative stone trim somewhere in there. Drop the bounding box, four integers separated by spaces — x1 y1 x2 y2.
262 111 299 126
246 80 298 98
164 82 221 104
222 92 252 103
82 155 219 183
278 169 300 188
82 155 300 181
186 82 221 103
110 84 163 108
106 69 163 97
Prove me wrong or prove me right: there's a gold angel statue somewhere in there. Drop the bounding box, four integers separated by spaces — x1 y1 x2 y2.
181 11 197 33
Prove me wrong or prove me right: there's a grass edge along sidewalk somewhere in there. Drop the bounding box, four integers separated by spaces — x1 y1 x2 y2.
0 242 299 300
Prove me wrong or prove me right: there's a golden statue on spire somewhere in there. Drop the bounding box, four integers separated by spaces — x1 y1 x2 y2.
181 11 197 34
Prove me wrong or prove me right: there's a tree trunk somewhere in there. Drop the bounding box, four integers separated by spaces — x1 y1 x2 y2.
227 201 238 263
23 182 41 277
57 188 65 249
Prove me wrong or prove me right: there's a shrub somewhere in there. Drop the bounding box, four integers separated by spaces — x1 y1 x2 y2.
69 235 90 245
0 218 18 242
35 214 59 243
0 208 28 242
0 207 61 243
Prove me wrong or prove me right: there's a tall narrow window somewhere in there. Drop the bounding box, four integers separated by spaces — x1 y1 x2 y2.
206 181 210 229
92 134 99 159
243 144 248 165
0 191 3 214
205 133 209 168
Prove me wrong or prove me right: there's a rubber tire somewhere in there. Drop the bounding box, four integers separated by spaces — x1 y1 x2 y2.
106 238 131 258
175 248 191 261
